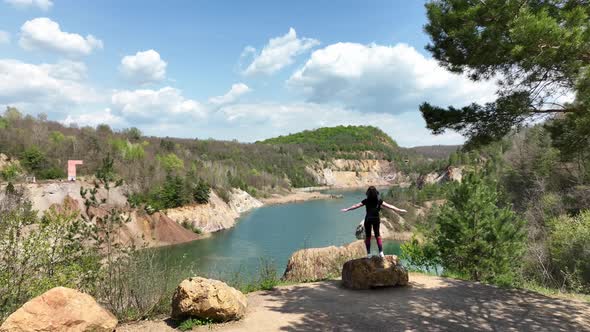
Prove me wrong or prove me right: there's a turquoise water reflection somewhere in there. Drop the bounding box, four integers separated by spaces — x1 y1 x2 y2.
155 189 402 281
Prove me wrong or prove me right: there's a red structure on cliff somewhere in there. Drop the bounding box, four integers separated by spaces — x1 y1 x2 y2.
67 160 83 181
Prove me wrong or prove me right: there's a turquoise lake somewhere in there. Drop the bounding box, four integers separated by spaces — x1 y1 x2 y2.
155 189 402 281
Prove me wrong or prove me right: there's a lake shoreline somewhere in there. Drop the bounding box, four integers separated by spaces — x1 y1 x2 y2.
295 184 394 192
161 186 407 248
260 190 338 205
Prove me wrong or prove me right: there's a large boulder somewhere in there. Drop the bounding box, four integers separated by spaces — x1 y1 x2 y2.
342 255 409 289
171 277 247 322
0 287 117 332
282 241 366 282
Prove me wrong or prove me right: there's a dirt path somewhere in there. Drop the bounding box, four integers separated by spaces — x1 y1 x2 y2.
118 273 590 332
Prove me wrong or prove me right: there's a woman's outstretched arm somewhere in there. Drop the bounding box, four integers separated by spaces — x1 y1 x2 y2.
382 201 407 214
341 202 364 212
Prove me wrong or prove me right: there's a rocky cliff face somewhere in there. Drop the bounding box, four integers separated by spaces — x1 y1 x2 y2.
27 183 199 248
20 181 128 216
165 188 263 234
416 166 463 188
3 181 262 247
305 159 408 188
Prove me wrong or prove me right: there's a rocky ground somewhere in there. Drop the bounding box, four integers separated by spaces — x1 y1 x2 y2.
118 273 590 332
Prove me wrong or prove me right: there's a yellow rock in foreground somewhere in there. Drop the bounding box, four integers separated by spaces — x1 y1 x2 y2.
171 277 248 322
342 255 409 289
0 287 118 332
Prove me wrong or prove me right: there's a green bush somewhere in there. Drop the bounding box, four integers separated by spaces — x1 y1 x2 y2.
178 317 213 330
403 173 525 283
20 145 45 174
129 176 207 211
191 179 210 204
158 175 190 209
401 237 441 274
38 166 66 180
180 220 202 234
158 153 184 173
95 154 118 183
548 211 590 293
1 164 21 181
49 131 66 144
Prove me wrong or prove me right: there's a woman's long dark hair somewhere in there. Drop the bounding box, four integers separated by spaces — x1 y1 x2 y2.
366 186 379 202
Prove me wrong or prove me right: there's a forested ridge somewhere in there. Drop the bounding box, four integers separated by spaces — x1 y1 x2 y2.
0 110 446 202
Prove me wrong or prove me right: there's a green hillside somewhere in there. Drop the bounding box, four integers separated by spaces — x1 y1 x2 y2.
260 125 451 173
260 125 400 159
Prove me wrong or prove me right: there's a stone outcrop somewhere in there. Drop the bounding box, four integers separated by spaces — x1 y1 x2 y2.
171 277 247 322
22 180 128 217
0 287 117 332
342 255 409 289
417 166 463 188
228 188 264 214
306 159 408 188
282 241 366 282
165 189 262 234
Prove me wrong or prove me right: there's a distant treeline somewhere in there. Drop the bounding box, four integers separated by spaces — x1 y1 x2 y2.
0 108 448 202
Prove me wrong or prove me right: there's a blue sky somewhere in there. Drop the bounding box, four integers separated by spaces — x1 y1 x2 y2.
0 0 497 146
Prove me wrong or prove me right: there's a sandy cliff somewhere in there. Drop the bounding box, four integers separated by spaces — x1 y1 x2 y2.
165 189 263 234
416 166 463 188
3 181 263 247
305 159 408 188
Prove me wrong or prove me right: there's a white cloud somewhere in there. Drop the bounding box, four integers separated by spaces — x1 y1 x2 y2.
141 102 462 146
0 30 10 44
120 49 167 84
208 83 251 106
110 87 206 124
19 17 103 57
288 42 497 114
0 59 100 112
40 60 88 81
4 0 52 11
218 103 463 146
61 108 125 127
242 28 319 76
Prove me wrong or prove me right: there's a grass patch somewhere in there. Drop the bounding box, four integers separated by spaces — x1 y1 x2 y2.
178 317 213 331
226 258 281 293
519 281 590 303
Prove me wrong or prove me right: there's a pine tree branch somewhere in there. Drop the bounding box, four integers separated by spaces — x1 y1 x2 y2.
530 108 578 114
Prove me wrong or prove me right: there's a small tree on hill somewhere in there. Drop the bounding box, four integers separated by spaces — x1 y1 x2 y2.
404 172 525 283
191 179 210 204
